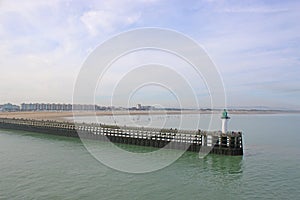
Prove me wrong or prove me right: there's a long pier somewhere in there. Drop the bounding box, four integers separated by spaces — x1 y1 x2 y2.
0 118 243 156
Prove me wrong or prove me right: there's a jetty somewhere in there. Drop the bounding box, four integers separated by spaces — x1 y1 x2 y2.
0 115 243 156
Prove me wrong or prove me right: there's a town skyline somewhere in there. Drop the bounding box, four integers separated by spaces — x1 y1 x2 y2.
1 102 298 112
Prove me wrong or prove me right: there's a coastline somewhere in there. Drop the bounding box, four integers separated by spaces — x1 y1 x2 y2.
0 110 298 121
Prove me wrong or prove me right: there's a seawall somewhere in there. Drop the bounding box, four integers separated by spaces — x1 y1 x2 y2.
0 118 243 156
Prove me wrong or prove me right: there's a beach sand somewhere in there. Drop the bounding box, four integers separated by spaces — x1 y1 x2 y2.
0 110 290 121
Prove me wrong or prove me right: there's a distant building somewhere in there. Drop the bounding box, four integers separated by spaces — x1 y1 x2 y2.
134 104 155 111
137 104 142 110
0 103 20 112
21 103 72 111
20 103 102 111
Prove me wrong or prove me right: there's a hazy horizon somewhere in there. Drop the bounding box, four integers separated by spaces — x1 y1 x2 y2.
1 101 299 111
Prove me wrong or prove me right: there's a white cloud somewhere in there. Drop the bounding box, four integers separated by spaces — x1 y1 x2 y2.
0 0 60 13
80 10 141 36
0 0 300 108
220 7 289 13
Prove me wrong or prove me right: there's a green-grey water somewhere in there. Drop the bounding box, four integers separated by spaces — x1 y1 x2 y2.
1 114 300 199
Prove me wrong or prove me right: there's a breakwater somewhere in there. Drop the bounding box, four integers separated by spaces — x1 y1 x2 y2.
0 118 243 156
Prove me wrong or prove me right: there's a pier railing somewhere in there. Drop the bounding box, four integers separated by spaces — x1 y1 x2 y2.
0 118 243 156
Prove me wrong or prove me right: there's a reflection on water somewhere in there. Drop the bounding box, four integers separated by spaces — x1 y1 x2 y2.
202 155 243 175
180 152 243 176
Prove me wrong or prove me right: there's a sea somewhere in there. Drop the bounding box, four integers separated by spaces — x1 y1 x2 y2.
0 114 300 199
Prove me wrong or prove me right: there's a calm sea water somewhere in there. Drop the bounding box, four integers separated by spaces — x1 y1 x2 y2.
1 114 300 199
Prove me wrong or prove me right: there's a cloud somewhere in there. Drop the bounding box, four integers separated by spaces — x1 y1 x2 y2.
0 0 300 109
220 7 289 13
80 10 141 36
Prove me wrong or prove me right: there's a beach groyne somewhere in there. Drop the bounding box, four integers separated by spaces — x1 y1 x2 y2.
0 118 243 156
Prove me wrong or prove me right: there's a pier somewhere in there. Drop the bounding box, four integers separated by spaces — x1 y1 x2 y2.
0 117 243 156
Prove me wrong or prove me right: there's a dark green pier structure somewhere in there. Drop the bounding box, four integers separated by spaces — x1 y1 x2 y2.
0 117 243 156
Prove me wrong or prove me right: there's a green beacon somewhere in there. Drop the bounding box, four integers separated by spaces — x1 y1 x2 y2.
221 109 230 133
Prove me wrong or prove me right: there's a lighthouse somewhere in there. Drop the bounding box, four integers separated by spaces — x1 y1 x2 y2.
221 109 230 133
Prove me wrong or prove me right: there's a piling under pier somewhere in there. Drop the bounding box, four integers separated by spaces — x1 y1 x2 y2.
0 118 243 156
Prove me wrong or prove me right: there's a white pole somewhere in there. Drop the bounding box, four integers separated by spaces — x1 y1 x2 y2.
221 109 230 134
222 118 228 133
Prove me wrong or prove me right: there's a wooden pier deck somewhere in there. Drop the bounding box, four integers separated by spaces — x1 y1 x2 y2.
0 118 243 156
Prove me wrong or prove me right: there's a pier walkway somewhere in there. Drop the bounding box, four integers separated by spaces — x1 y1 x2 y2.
0 118 243 156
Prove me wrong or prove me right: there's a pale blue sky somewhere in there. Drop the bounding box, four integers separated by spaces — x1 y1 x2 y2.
1 0 300 109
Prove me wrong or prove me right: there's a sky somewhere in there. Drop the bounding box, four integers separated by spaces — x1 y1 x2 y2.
0 0 300 109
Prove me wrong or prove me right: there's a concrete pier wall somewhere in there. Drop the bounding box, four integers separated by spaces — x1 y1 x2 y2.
0 118 243 156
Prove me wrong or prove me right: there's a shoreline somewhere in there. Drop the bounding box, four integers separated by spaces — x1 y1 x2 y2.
0 110 298 121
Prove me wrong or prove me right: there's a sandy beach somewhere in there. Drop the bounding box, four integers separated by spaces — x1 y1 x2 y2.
0 110 294 121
